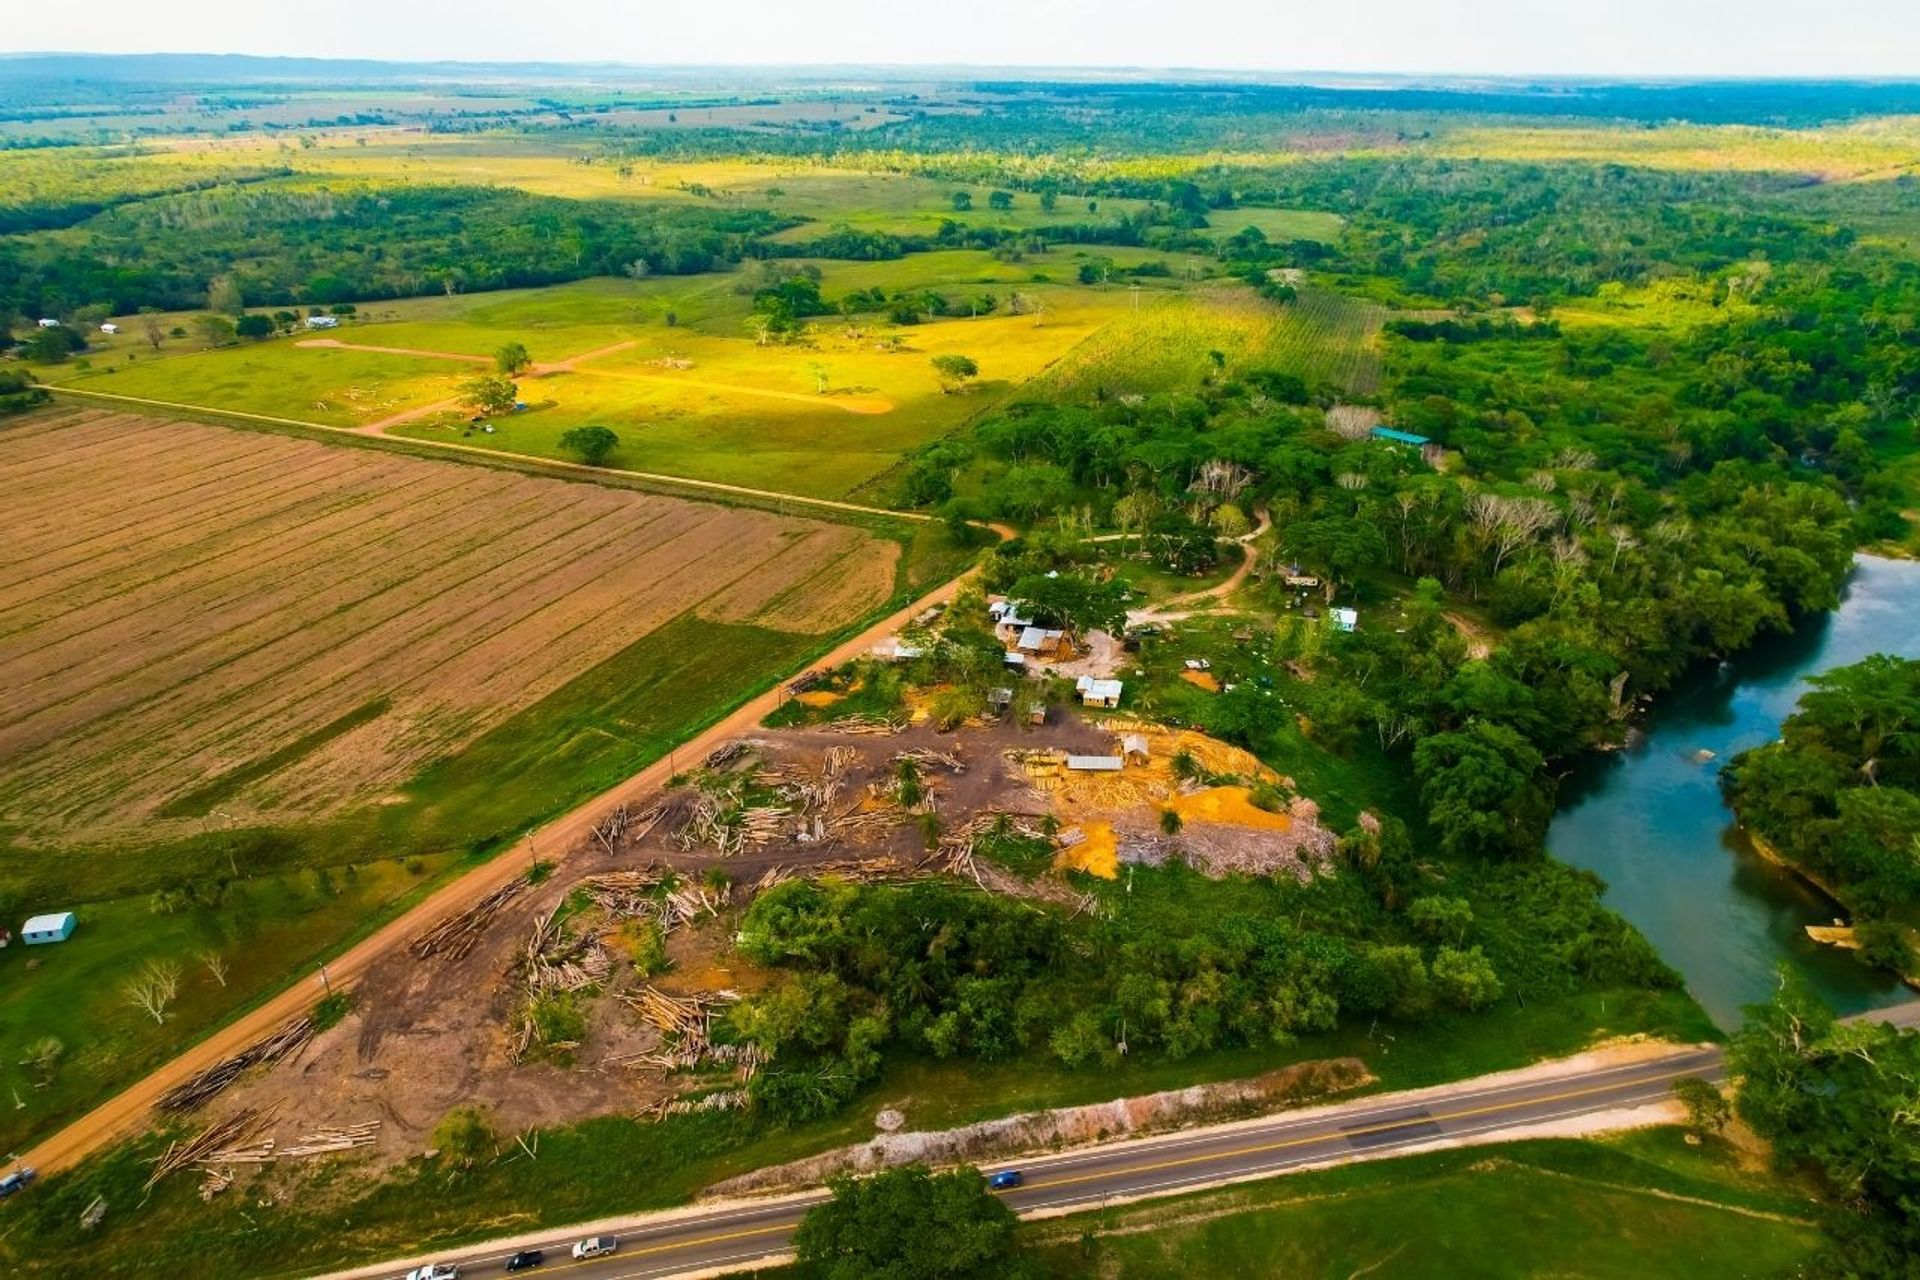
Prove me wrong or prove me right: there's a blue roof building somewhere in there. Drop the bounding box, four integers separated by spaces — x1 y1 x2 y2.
1370 426 1432 447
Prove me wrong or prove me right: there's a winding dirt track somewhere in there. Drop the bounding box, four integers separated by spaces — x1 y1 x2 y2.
1127 508 1272 624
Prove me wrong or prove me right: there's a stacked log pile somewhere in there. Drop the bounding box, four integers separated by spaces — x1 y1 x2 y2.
409 879 526 962
156 1016 315 1114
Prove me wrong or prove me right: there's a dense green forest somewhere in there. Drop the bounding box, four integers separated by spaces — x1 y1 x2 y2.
0 184 788 316
1724 655 1920 946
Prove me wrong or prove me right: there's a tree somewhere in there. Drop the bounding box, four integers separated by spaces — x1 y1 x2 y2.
199 949 230 988
932 353 980 394
1729 978 1920 1270
194 314 236 347
950 191 974 212
1671 1077 1730 1135
21 325 82 364
1407 896 1474 945
461 374 518 416
1412 720 1552 859
20 1035 64 1087
1430 946 1503 1009
792 1164 1022 1280
987 190 1014 211
122 959 182 1025
431 1105 497 1171
1008 571 1130 637
495 341 532 375
558 424 619 466
234 314 274 341
206 275 245 316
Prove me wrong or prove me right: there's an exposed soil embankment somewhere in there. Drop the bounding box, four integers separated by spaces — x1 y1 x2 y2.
706 1057 1371 1197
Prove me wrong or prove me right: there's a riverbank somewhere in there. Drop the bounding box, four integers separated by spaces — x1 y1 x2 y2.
1546 554 1920 1028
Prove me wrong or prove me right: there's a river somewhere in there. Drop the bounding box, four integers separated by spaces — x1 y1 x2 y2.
1546 554 1920 1030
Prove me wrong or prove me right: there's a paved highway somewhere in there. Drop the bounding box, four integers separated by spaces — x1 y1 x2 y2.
337 1042 1722 1280
338 999 1920 1280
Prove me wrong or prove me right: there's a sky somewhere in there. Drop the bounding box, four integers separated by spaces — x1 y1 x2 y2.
7 0 1920 78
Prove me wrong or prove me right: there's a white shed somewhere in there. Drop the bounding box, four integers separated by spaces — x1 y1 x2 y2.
22 911 76 945
99 322 120 335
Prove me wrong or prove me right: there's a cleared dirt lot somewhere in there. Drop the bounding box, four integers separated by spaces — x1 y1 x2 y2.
0 408 899 844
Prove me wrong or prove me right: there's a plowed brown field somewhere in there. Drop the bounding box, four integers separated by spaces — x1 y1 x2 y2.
0 409 897 843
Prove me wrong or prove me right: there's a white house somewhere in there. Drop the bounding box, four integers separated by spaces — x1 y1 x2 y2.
1076 675 1124 709
99 322 119 335
1331 607 1359 633
305 315 341 330
21 911 76 945
36 318 60 329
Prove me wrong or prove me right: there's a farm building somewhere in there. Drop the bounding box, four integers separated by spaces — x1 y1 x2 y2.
1077 676 1124 708
21 912 75 945
1003 652 1027 671
871 637 924 661
99 322 119 335
987 687 1014 717
305 315 341 330
1016 626 1069 659
1027 701 1048 725
1122 733 1151 765
1065 754 1123 772
1332 607 1359 632
37 318 60 329
1370 426 1430 448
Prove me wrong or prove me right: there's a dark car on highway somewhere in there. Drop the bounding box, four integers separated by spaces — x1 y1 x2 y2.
988 1170 1024 1190
505 1250 544 1272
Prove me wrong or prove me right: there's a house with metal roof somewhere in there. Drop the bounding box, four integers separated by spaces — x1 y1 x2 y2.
1076 675 1124 708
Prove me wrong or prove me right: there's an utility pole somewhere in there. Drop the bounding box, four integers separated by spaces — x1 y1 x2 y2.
317 961 332 994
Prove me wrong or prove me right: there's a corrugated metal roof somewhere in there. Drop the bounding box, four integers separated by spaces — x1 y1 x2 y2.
1370 426 1431 446
1065 755 1123 771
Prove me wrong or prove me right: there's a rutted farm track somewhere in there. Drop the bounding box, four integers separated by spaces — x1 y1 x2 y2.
0 408 900 842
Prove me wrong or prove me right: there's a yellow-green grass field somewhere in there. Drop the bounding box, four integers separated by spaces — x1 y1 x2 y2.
1436 117 1920 181
58 256 1164 498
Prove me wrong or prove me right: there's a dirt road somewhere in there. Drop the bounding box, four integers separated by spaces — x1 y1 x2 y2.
1127 508 1271 625
15 554 990 1177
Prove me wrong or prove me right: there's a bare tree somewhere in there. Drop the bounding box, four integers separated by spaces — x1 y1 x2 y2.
123 959 182 1025
1467 492 1558 576
200 950 230 988
1193 459 1254 501
20 1035 64 1086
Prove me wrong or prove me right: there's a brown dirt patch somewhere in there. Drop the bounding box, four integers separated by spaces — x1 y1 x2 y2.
1180 669 1222 692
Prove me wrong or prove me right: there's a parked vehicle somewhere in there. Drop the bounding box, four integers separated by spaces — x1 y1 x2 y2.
0 1167 37 1198
571 1237 617 1260
987 1170 1024 1190
504 1250 544 1272
404 1265 459 1280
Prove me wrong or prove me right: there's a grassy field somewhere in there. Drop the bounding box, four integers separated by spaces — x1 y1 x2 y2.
59 257 1162 499
0 852 456 1156
1026 1130 1821 1279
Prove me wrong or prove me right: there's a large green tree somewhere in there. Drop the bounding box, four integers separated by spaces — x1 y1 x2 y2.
792 1165 1024 1280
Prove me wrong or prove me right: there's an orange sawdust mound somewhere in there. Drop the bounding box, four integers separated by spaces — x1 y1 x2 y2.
1180 670 1222 692
798 690 843 708
1168 786 1294 832
1053 820 1119 879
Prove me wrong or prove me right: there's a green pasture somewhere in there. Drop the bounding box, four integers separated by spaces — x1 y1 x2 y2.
0 852 457 1156
1029 1131 1819 1279
62 342 459 426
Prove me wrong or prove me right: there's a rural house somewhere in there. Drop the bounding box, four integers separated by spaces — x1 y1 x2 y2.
1077 675 1124 708
21 911 76 945
1332 607 1359 632
1016 626 1069 659
1122 733 1151 765
305 315 341 330
99 322 119 335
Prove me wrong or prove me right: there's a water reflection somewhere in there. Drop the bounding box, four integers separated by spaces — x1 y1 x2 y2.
1546 555 1920 1029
